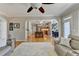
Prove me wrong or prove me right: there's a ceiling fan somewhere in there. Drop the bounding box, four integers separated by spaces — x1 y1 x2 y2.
27 3 54 13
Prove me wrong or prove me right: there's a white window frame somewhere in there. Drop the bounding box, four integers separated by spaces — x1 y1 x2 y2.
63 16 71 38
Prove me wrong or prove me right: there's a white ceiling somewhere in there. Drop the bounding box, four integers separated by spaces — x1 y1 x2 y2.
0 3 75 17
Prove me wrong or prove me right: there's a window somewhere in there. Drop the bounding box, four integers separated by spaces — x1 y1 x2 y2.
63 16 71 38
64 21 70 38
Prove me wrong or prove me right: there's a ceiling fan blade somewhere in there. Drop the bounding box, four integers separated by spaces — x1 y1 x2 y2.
42 3 54 4
27 7 33 13
39 7 45 13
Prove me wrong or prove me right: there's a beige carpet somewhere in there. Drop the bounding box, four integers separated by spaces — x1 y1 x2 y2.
11 42 57 56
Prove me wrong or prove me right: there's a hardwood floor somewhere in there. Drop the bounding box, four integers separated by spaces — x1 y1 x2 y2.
27 34 51 42
16 35 53 47
15 41 24 47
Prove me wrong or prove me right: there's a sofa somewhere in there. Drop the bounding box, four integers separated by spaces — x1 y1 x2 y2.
0 46 12 56
0 38 15 56
54 35 79 56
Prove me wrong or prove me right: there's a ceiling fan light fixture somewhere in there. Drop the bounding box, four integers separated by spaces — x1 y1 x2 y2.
31 3 42 9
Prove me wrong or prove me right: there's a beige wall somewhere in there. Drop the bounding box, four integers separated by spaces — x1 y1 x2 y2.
60 7 79 37
7 17 26 41
7 16 53 41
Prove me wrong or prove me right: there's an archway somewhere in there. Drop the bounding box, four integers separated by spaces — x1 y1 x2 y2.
51 18 59 38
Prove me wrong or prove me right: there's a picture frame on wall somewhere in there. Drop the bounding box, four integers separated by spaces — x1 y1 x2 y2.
14 23 20 29
9 23 13 31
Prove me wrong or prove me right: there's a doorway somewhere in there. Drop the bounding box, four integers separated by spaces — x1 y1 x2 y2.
25 20 52 42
